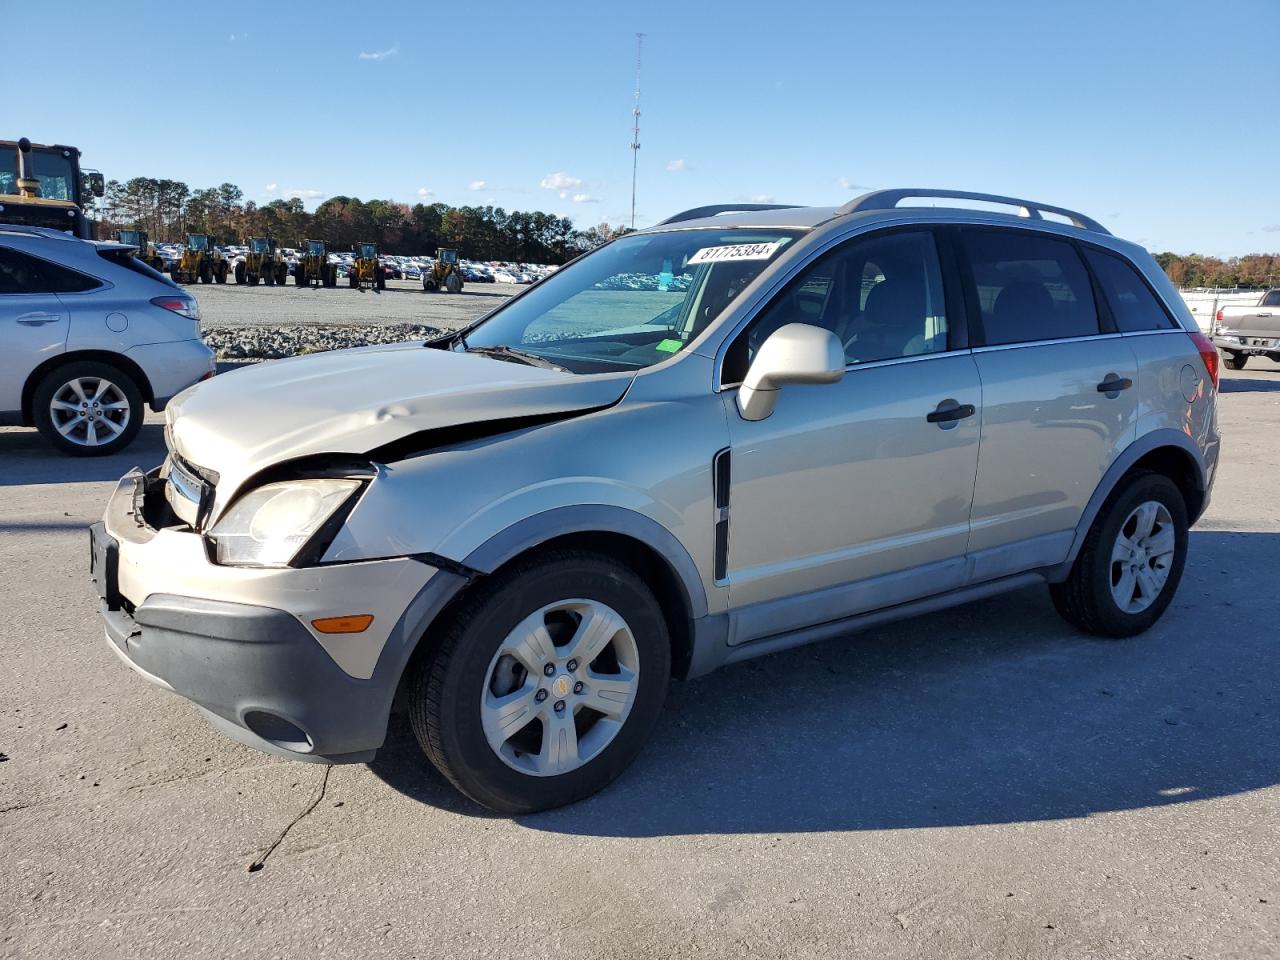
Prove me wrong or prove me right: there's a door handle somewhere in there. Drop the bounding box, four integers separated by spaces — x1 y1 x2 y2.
926 400 976 425
1257 312 1273 318
15 312 61 326
1096 376 1133 394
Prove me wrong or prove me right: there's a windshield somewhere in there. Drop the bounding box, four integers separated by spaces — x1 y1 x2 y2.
0 145 77 201
188 235 209 251
307 240 325 255
358 243 377 258
250 237 271 253
462 229 801 372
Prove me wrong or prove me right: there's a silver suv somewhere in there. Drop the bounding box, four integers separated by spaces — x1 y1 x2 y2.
91 189 1221 813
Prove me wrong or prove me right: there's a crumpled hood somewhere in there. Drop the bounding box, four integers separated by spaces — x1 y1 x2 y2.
167 342 631 510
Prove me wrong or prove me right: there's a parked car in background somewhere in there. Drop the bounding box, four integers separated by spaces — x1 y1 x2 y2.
1211 288 1280 369
92 189 1218 814
380 260 402 281
1 225 215 455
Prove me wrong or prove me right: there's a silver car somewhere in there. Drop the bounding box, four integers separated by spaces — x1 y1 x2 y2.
1 225 215 455
91 189 1221 813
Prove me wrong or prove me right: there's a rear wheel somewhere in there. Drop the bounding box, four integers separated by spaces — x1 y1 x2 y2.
409 550 671 813
1049 472 1188 638
32 360 144 457
1223 352 1248 370
376 273 386 290
215 264 228 283
234 262 246 284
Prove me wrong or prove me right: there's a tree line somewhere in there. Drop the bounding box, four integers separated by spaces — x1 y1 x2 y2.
1152 252 1278 290
94 176 631 263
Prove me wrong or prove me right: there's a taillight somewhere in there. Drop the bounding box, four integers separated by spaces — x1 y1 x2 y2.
151 295 201 321
1189 331 1219 390
1215 308 1224 325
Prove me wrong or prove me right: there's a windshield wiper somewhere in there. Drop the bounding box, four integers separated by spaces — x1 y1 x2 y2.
464 344 566 371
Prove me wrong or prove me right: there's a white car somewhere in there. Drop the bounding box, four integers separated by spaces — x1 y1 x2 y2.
0 225 216 455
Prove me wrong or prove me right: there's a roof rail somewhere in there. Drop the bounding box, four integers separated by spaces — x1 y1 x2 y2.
657 203 802 226
838 189 1109 234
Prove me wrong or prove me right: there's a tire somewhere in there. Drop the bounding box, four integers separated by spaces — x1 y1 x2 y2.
1269 353 1280 365
1049 471 1188 638
1223 352 1248 370
349 273 357 288
32 360 145 457
409 549 671 813
423 277 436 292
199 266 211 284
376 273 386 290
445 272 462 294
234 262 246 284
215 264 227 284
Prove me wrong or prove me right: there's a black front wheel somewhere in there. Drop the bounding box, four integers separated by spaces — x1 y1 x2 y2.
409 549 671 813
1223 352 1248 370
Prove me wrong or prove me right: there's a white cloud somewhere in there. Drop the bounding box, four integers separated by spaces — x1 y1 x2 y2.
837 176 870 191
1263 224 1280 233
358 43 399 61
264 182 278 193
749 193 774 203
572 194 599 204
540 172 583 196
416 187 434 200
666 159 687 173
285 189 324 201
468 179 487 191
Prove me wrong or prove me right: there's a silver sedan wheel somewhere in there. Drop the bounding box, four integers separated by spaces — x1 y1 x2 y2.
480 599 640 777
1110 500 1176 614
48 376 131 448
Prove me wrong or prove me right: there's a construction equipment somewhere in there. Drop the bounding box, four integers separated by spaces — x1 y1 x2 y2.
296 238 337 288
115 229 164 271
235 236 289 285
171 234 229 284
349 241 384 290
422 247 464 293
0 137 103 238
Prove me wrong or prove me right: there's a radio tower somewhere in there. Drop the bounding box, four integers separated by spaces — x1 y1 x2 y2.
630 33 645 230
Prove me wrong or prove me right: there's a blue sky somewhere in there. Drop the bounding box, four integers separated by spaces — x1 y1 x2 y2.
11 0 1277 255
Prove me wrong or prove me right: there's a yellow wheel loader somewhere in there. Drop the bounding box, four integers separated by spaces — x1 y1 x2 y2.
115 229 164 272
1 136 103 238
171 234 228 284
422 247 463 293
235 236 289 286
349 241 384 290
296 238 337 288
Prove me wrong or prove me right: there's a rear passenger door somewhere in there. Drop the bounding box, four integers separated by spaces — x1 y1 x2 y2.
0 245 72 412
957 228 1137 578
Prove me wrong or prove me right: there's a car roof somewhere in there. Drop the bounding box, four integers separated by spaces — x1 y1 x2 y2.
639 188 1112 239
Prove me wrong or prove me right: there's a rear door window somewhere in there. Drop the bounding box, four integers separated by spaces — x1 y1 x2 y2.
1082 247 1176 332
1263 290 1280 308
0 246 101 295
959 230 1099 345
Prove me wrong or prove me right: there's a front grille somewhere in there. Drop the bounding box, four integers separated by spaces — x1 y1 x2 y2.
164 454 214 530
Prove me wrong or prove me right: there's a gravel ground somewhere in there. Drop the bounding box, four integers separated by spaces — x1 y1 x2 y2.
189 278 517 356
1 367 1278 959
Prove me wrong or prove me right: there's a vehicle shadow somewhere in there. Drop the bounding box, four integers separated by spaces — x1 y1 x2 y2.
370 529 1280 834
0 423 166 487
1219 374 1280 393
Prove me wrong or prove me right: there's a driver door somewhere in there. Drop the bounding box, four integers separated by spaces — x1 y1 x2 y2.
720 228 983 644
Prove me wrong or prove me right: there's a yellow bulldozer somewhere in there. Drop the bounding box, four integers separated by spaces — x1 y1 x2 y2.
296 238 337 288
349 241 385 290
235 236 289 286
1 136 103 238
114 229 164 272
422 247 463 293
171 234 229 284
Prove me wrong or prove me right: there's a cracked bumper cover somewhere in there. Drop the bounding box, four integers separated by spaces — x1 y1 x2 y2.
90 472 470 764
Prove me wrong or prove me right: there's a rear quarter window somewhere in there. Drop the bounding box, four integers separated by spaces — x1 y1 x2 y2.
1263 290 1280 308
0 245 102 294
1082 248 1177 332
98 248 175 287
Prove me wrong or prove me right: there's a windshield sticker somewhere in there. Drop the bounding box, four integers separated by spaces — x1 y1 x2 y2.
687 240 784 265
655 338 683 353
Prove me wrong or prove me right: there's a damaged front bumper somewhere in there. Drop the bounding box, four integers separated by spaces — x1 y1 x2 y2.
90 468 467 763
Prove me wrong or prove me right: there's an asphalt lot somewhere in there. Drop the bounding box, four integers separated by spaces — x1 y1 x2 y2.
193 277 518 331
1 364 1278 959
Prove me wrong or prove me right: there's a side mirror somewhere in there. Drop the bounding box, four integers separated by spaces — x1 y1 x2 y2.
84 172 105 198
737 323 845 421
